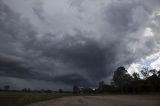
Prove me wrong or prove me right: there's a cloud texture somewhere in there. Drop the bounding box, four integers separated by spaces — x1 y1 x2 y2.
0 0 160 89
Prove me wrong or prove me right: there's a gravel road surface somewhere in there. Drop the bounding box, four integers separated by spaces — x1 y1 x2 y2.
27 95 160 106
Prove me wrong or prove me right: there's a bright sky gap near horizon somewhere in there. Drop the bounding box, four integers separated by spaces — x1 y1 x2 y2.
0 0 160 90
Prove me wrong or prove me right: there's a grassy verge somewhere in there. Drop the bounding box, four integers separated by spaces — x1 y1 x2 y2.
0 92 68 106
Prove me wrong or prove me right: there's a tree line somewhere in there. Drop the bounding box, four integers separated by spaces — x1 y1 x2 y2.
1 66 160 94
73 66 160 94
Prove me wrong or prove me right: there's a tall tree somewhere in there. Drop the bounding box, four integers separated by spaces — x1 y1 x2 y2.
112 66 132 93
132 72 140 80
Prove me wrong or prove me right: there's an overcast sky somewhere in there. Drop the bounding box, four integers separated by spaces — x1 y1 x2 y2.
0 0 160 90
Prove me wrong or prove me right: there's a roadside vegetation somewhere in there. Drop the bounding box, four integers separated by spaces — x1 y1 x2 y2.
0 66 160 106
73 66 160 94
0 91 70 106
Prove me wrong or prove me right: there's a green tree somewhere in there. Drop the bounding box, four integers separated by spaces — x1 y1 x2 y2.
112 66 132 93
112 66 127 87
132 72 140 80
141 67 150 79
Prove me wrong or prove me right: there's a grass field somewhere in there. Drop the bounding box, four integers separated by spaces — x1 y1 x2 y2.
0 92 66 106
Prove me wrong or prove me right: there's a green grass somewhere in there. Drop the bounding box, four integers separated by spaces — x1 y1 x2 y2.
0 92 66 106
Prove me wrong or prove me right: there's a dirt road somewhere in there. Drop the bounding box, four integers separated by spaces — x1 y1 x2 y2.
27 95 160 106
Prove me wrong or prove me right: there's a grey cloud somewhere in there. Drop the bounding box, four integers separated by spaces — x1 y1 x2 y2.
0 55 93 86
53 73 92 86
106 2 136 33
0 0 160 89
32 1 46 21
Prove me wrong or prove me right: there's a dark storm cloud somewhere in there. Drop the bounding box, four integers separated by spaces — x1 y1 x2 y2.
0 55 41 80
0 0 106 86
0 0 160 89
0 54 92 86
42 36 108 78
21 33 117 83
53 73 92 86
